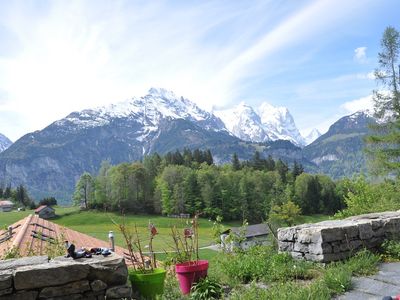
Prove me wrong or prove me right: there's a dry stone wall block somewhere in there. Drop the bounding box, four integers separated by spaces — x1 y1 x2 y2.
278 211 400 263
90 279 107 292
39 280 90 298
105 283 132 299
277 227 297 242
0 290 38 300
278 241 294 252
320 227 345 242
14 262 90 290
0 271 12 291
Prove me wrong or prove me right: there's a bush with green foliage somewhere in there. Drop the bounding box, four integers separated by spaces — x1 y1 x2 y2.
336 176 400 218
381 240 400 260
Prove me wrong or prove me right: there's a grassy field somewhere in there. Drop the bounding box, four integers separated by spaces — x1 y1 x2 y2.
1 207 230 259
0 207 331 260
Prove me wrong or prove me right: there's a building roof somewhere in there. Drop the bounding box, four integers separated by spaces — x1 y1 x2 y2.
35 205 55 213
0 214 135 264
0 200 14 206
223 223 269 238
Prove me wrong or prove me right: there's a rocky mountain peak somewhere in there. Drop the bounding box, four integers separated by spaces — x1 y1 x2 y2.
304 128 322 145
0 133 12 152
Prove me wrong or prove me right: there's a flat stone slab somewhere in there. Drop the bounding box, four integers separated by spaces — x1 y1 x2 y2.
337 263 400 299
14 261 90 290
0 256 48 270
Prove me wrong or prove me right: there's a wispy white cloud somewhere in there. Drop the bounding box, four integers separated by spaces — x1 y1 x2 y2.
341 95 374 114
354 46 367 63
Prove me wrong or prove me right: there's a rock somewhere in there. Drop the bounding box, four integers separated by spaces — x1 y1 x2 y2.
45 294 84 300
14 262 90 290
0 271 12 291
277 227 297 242
0 288 12 297
358 222 374 240
39 280 90 298
88 256 127 286
278 210 400 263
0 256 48 271
307 242 332 255
105 284 132 299
0 290 38 300
320 227 345 242
90 280 107 292
278 241 294 252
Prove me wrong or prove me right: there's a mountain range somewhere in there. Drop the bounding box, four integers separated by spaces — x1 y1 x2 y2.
215 102 306 146
0 88 375 202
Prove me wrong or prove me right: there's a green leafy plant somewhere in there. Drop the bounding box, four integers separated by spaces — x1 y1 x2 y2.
381 240 400 260
190 277 223 300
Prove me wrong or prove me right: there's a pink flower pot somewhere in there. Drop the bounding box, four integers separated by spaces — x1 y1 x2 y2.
175 260 209 294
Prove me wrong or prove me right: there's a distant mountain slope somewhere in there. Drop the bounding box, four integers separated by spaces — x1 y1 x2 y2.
0 133 12 152
303 111 376 178
0 88 311 202
215 102 305 146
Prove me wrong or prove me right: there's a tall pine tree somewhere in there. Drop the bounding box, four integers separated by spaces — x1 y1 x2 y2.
366 26 400 176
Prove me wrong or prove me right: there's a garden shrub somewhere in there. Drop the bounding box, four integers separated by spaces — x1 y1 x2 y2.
190 277 223 300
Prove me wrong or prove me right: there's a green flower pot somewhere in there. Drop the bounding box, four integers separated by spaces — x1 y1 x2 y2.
129 268 166 299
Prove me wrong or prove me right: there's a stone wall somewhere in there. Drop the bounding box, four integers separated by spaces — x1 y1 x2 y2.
0 253 132 300
278 211 400 263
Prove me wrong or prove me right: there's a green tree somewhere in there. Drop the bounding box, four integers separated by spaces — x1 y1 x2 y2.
231 153 241 171
269 200 301 227
366 26 400 176
73 172 94 208
294 173 321 214
15 185 31 207
94 160 112 209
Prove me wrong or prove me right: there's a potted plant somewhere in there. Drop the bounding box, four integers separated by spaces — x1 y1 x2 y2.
114 218 166 299
171 213 209 295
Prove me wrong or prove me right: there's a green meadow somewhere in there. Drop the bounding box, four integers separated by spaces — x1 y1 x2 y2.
1 207 330 261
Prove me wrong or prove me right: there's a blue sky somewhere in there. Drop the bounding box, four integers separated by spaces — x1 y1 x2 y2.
0 0 399 141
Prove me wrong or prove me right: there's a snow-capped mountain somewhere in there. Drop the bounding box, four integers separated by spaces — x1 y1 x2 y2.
215 102 305 146
304 128 322 145
56 87 225 136
214 102 271 142
0 133 12 152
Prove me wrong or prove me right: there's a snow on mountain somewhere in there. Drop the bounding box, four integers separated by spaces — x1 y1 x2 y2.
304 128 322 145
0 133 12 152
54 87 305 147
216 101 305 146
214 102 271 142
258 102 305 146
55 88 225 139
